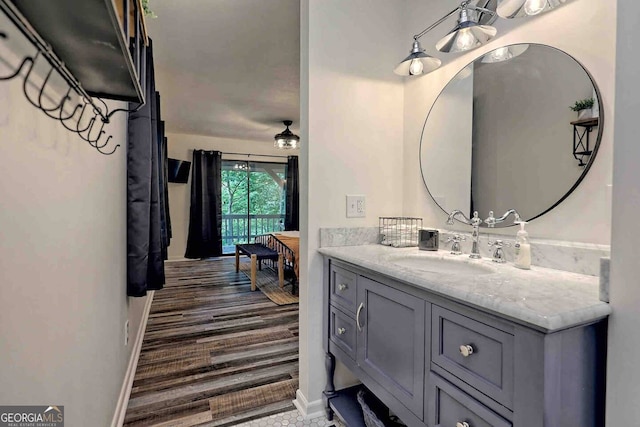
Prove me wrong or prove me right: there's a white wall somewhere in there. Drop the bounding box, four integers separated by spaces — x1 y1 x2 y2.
165 132 288 259
402 0 615 245
0 47 147 425
606 0 640 423
300 0 405 411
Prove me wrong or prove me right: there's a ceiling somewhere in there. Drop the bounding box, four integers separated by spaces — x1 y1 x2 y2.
146 0 300 143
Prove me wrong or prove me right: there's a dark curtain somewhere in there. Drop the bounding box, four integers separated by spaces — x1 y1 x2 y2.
285 156 299 231
157 92 171 257
127 39 169 297
184 150 223 258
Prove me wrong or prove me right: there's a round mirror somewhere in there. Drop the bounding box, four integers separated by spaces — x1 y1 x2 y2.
420 43 603 227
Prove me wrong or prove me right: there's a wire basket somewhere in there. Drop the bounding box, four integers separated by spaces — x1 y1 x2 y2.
379 217 422 248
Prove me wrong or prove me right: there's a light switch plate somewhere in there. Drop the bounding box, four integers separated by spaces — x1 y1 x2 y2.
346 195 365 218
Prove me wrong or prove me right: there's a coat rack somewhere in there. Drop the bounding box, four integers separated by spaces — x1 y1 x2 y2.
0 0 148 155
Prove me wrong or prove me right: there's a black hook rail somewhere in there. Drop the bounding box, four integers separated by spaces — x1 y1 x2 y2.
0 0 147 155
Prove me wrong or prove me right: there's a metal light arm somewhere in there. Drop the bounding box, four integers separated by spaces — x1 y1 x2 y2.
412 1 496 41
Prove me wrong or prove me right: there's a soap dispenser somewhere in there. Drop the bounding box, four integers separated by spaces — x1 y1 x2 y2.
514 221 531 270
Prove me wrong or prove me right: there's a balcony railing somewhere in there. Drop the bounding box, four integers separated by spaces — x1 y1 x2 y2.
222 213 285 253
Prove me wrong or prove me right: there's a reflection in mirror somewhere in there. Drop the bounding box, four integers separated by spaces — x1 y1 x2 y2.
420 44 602 227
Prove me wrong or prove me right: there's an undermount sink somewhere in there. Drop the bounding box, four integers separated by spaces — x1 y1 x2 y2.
385 254 497 275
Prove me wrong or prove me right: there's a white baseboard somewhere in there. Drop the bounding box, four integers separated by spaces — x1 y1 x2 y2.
293 389 325 420
111 291 155 427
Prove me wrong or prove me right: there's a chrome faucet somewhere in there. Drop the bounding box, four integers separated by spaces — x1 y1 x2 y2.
469 211 482 259
446 210 482 259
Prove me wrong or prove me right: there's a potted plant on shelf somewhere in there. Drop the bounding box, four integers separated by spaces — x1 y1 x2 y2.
570 98 595 120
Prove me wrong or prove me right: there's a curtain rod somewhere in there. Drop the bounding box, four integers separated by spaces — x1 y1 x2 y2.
221 152 293 159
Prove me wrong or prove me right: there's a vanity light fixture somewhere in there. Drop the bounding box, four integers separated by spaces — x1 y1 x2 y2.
274 120 300 149
394 40 442 76
497 0 567 19
481 44 529 63
394 0 497 76
435 3 497 53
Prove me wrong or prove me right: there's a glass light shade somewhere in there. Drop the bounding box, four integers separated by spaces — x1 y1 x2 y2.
394 40 442 76
274 138 299 149
497 0 567 18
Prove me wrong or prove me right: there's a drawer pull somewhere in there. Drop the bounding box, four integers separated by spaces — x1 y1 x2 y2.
456 422 470 427
338 283 348 291
356 302 364 332
338 327 346 335
459 344 474 357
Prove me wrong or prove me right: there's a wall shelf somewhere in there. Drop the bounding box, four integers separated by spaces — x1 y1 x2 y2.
9 0 147 103
571 117 599 167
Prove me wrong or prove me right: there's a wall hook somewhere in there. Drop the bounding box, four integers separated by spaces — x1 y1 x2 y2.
0 22 121 155
0 55 33 81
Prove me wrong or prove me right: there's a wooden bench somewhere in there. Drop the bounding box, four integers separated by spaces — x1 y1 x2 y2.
235 243 284 291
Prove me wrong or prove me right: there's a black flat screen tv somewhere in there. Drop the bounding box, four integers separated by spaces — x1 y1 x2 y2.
168 158 191 183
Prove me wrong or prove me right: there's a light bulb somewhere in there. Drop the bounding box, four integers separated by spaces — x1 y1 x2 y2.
490 47 511 62
455 29 476 52
409 59 424 75
524 0 547 15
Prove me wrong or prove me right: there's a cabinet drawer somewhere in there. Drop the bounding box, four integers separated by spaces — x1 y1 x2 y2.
329 264 357 313
428 373 511 427
432 305 514 408
329 305 357 360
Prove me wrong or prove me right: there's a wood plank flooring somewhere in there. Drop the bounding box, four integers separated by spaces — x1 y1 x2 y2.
124 258 299 427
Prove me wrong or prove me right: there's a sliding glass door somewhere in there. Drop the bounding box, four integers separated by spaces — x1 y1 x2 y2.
221 160 287 254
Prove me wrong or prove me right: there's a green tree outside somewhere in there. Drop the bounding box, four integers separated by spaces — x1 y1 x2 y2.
221 161 287 250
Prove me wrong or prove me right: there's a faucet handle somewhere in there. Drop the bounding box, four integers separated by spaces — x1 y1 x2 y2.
446 234 466 255
488 239 510 248
470 211 482 226
488 239 511 263
485 211 496 228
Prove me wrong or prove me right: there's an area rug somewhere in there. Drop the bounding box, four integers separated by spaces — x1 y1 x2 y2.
238 260 299 306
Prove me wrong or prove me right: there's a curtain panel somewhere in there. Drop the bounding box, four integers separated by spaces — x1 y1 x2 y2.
127 40 169 297
185 150 223 259
285 156 299 231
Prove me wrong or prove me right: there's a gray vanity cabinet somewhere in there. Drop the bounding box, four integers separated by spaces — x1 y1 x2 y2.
323 257 607 427
356 276 426 418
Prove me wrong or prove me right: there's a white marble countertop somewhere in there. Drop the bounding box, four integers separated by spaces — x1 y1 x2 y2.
318 245 611 332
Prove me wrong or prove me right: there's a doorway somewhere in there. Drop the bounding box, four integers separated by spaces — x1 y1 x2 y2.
221 160 287 254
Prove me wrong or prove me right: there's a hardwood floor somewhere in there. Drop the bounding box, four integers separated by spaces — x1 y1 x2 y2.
124 258 299 427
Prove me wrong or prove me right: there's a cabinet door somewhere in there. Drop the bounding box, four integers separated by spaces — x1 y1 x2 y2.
356 276 426 419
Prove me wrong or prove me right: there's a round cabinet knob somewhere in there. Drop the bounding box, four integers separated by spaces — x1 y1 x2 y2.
338 327 346 335
338 284 348 291
459 344 474 357
456 422 470 427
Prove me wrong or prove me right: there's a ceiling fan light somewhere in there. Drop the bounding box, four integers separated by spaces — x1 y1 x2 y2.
274 120 300 149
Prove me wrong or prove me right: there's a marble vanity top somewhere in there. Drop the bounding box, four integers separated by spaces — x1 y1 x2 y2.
318 245 611 332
